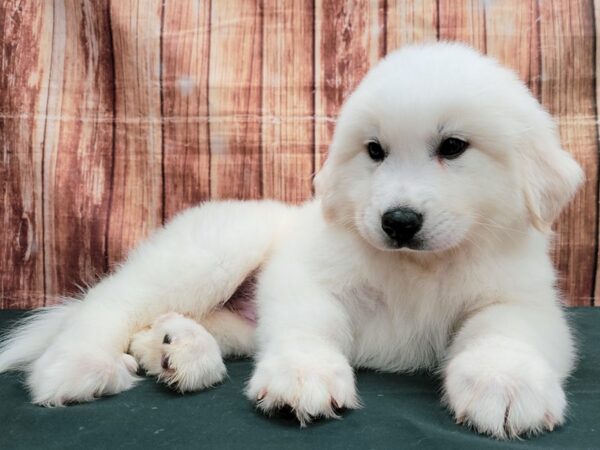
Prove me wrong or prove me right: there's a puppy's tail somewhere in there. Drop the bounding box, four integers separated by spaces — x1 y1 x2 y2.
0 301 79 372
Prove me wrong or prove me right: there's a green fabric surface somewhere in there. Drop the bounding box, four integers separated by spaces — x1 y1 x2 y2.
0 309 598 450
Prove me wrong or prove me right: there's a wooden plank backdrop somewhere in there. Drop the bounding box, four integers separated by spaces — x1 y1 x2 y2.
0 0 598 308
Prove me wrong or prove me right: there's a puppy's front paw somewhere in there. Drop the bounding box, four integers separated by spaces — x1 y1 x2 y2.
246 348 359 425
444 337 566 439
130 313 226 392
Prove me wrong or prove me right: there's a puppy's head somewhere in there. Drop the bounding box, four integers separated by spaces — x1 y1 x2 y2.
315 43 583 252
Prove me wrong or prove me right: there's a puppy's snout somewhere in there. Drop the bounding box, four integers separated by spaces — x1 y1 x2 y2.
381 207 423 246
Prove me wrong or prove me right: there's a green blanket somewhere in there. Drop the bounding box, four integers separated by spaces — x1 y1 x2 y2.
1 309 598 449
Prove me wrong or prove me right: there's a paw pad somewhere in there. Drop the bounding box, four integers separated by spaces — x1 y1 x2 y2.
161 354 171 370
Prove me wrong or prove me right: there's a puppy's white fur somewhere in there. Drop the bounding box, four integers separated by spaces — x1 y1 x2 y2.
0 43 582 439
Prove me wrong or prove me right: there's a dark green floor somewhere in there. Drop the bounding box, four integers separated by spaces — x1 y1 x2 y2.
1 309 598 450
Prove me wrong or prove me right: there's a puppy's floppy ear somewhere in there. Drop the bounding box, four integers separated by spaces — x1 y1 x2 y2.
314 155 337 220
313 158 331 198
520 112 584 231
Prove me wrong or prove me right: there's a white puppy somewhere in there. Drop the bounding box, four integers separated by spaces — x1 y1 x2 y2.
0 43 582 439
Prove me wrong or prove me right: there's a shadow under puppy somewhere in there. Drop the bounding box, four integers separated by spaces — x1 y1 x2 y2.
0 42 583 440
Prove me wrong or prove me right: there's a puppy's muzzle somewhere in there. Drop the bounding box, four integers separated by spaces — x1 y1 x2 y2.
381 207 423 248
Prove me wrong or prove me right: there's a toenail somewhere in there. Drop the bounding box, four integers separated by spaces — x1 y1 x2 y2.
257 389 267 401
163 334 171 344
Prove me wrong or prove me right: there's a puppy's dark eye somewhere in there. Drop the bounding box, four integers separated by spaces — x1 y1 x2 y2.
438 138 469 160
366 141 386 162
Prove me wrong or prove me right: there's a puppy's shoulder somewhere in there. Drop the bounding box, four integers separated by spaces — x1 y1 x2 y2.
460 229 557 302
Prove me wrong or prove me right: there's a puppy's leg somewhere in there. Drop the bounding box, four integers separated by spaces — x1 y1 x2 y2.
443 300 574 439
202 308 257 358
0 201 292 406
246 258 359 425
130 309 255 392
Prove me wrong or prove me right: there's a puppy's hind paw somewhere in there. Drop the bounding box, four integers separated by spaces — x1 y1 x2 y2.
28 345 139 406
130 313 226 393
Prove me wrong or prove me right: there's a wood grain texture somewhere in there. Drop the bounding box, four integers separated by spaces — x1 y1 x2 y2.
0 1 53 308
596 0 600 307
107 0 164 265
261 0 314 202
438 0 486 52
314 0 385 170
42 0 114 304
386 0 438 49
539 0 597 306
162 0 211 220
484 0 540 96
1 1 598 307
209 0 263 199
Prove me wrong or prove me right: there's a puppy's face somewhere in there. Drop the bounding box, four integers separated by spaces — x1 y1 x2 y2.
316 44 583 253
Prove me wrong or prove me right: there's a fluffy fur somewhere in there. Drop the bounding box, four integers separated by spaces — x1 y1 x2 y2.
0 43 582 439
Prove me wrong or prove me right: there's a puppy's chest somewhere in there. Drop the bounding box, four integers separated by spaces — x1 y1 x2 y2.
337 279 456 371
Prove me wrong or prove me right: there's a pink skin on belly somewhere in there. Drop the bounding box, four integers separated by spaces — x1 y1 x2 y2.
224 272 258 324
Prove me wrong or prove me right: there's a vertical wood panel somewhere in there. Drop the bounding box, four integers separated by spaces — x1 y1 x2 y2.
315 0 385 171
209 0 263 199
438 0 486 52
596 0 600 307
107 0 163 265
162 1 211 220
539 0 597 306
261 0 314 202
1 2 599 308
386 0 438 50
0 2 53 308
43 0 114 304
484 0 540 97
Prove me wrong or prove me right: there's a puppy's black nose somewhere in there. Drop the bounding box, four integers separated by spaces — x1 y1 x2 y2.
381 207 423 246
